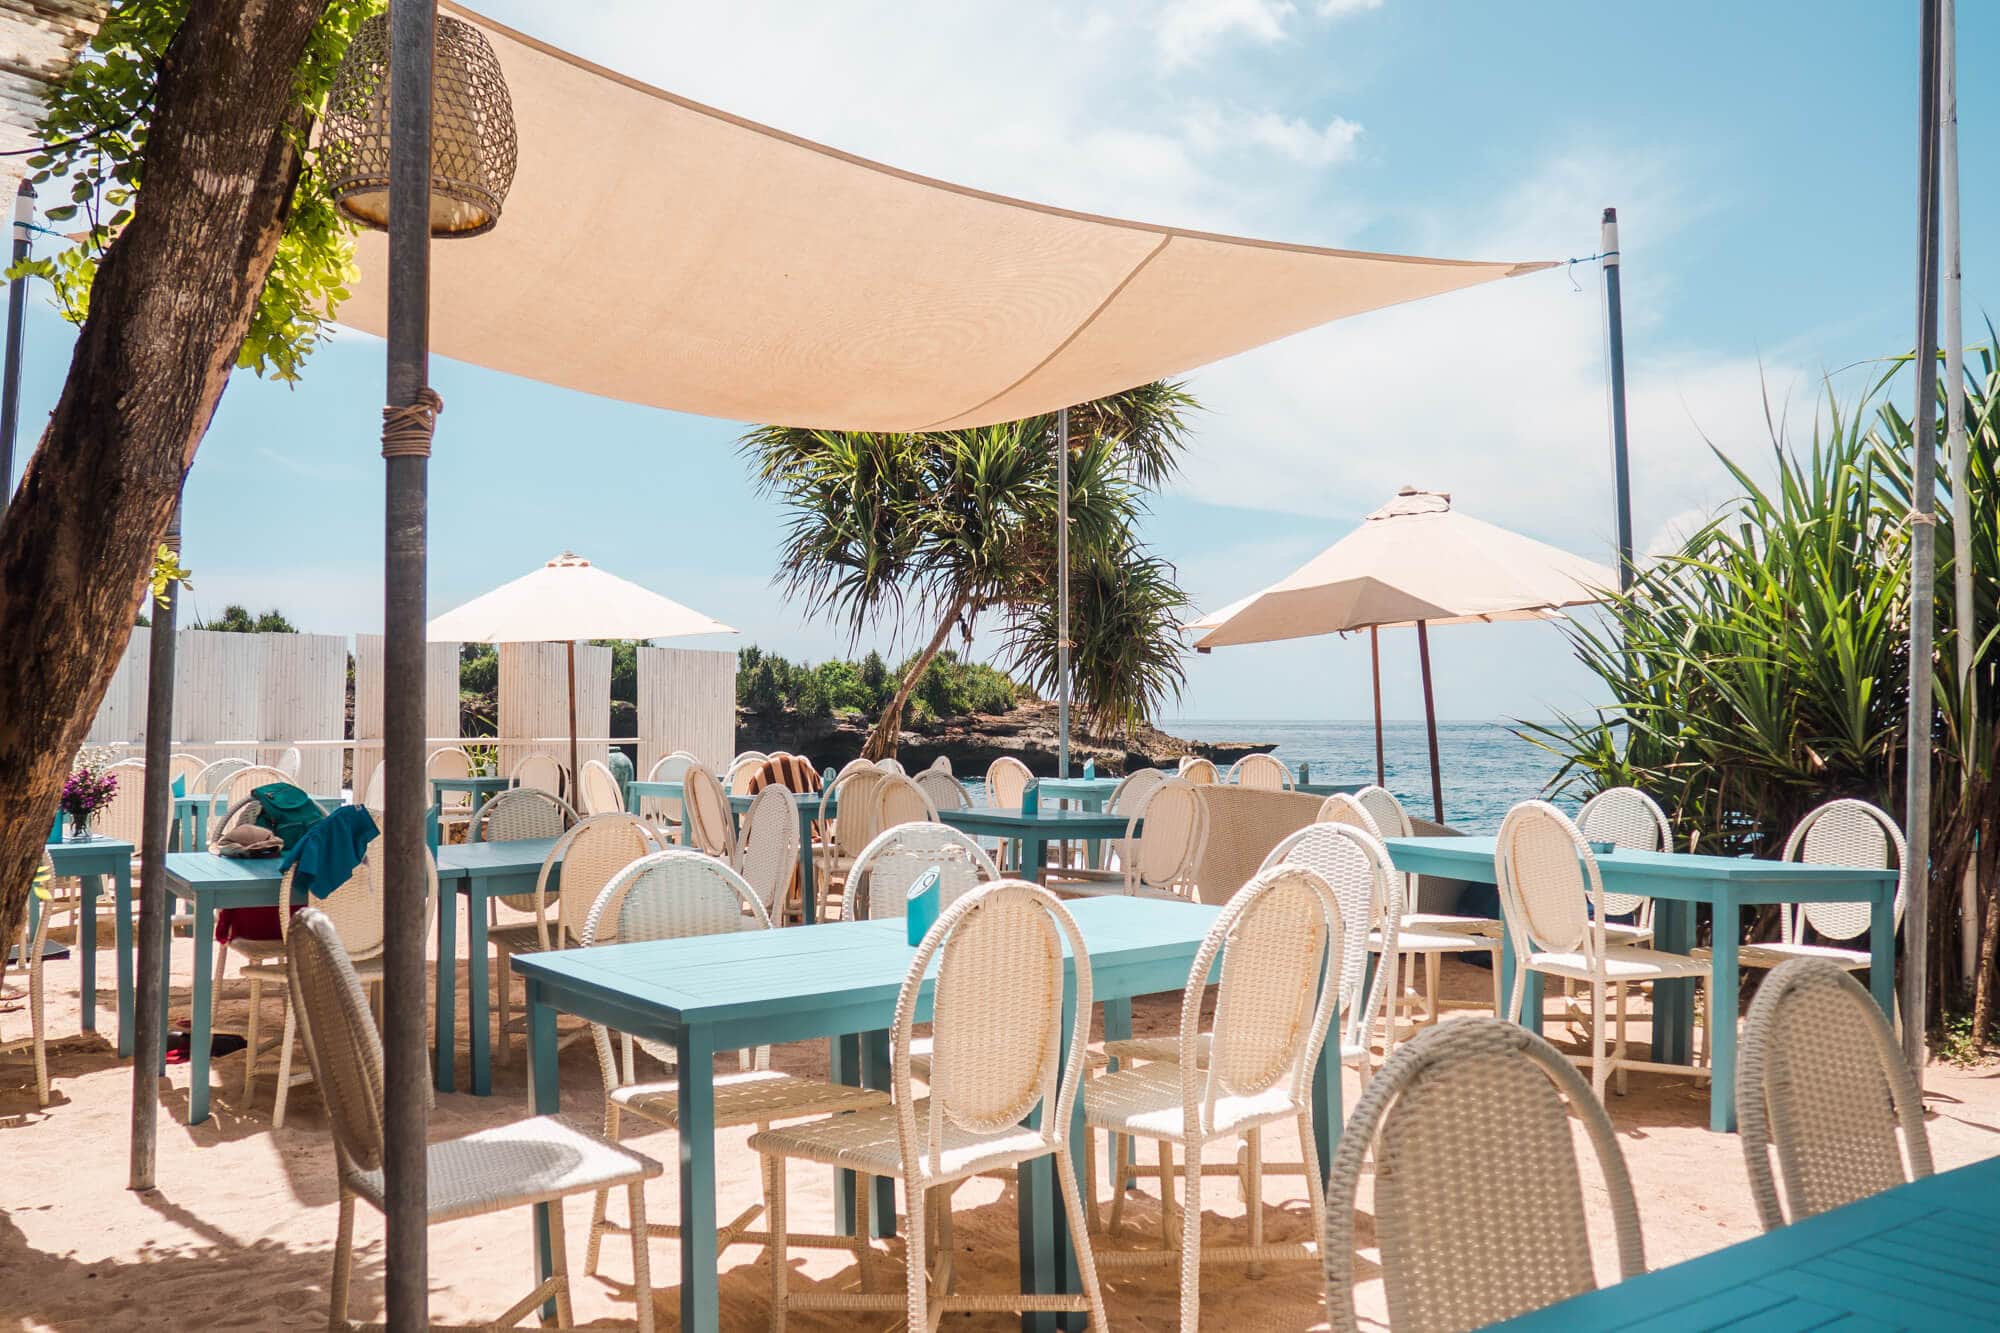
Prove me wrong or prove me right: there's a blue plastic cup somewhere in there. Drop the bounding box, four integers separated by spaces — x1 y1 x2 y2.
1022 779 1039 816
906 865 943 945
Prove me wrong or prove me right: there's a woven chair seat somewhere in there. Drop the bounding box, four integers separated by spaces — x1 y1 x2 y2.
749 1100 1049 1184
486 920 542 950
1100 1032 1370 1069
228 935 289 963
349 1114 661 1225
1694 940 1868 971
1400 912 1502 936
1083 1062 1296 1142
1527 945 1711 983
1373 926 1500 954
612 1069 887 1130
1598 919 1653 945
908 1038 1107 1083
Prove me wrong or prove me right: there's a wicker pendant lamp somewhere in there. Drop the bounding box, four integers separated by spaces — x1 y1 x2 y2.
320 12 518 237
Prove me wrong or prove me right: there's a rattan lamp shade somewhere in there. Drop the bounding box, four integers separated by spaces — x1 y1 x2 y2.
321 13 518 237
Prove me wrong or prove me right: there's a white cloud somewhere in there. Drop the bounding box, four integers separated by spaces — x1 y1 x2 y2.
1317 0 1384 14
1181 105 1364 166
1157 0 1297 69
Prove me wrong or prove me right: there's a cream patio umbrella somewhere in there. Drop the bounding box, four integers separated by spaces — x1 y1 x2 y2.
1189 488 1613 822
427 552 737 793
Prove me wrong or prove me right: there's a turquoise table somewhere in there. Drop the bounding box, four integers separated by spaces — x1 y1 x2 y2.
1495 1155 2000 1329
1037 777 1123 868
43 836 135 1053
939 806 1136 883
514 895 1336 1332
430 774 513 830
432 836 562 1095
1382 835 1897 1132
624 781 837 923
622 777 686 815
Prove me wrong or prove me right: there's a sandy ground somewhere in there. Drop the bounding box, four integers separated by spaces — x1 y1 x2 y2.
4 917 1998 1332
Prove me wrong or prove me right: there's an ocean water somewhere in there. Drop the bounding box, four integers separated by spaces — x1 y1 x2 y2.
1162 718 1570 833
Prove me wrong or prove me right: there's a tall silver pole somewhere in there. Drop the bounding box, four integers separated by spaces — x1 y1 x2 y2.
129 490 181 1191
1601 207 1634 592
1902 0 1942 1076
1 180 33 509
1057 405 1070 777
383 0 436 1324
1939 0 1975 991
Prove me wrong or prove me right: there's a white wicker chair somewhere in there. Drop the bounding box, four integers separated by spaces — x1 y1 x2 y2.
914 768 973 813
873 771 938 832
94 760 149 844
426 744 475 830
1117 777 1208 899
474 786 577 932
682 764 737 863
724 753 766 795
1326 790 1503 1028
273 746 304 780
876 756 906 776
1229 753 1292 790
192 757 252 796
4 856 56 1106
576 850 890 1278
1496 800 1712 1098
847 822 1000 921
285 906 661 1331
1084 866 1341 1324
491 813 658 1066
738 785 802 921
168 752 207 788
357 760 388 811
640 750 697 836
1718 799 1907 976
985 755 1032 807
1177 756 1219 785
928 754 953 775
1576 785 1673 940
815 766 886 920
510 751 567 800
240 838 438 1127
576 758 623 817
1324 1016 1646 1332
217 763 292 815
1736 956 1931 1231
752 881 1107 1329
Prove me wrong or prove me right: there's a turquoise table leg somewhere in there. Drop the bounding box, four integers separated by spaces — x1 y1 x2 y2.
831 1034 860 1234
467 887 492 1096
797 807 818 924
434 883 458 1092
188 895 215 1124
1868 887 1896 1020
1017 991 1066 1333
1650 898 1694 1064
1102 997 1135 1193
674 1023 720 1332
113 862 134 1057
1083 794 1106 870
78 873 101 1032
1021 835 1047 885
527 980 560 1321
1708 888 1739 1133
861 1030 896 1237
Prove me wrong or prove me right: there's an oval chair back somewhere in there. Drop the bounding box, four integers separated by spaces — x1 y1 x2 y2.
874 772 937 832
95 761 148 843
477 786 577 908
1108 767 1165 815
193 757 251 796
427 745 474 811
1126 776 1207 897
1736 956 1931 1231
273 746 304 780
1177 756 1219 784
539 813 659 951
682 764 736 862
737 785 801 920
896 882 1092 1183
640 750 697 829
1577 786 1671 921
359 760 389 810
511 751 566 800
284 909 388 1179
1353 785 1413 838
583 850 771 1067
985 756 1033 809
280 835 437 969
578 759 623 817
1316 791 1379 837
169 752 207 788
221 764 293 812
828 766 886 862
1786 799 1907 943
914 768 973 812
1324 1016 1644 1332
1494 801 1606 998
725 754 766 794
876 756 906 776
849 822 1000 920
1230 752 1292 790
928 754 953 776
1264 822 1401 1061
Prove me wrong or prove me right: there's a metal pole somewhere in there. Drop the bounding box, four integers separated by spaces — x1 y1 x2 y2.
1601 206 1634 591
566 640 580 801
129 490 181 1191
1056 406 1070 778
1369 626 1385 787
1416 621 1444 824
1902 0 1942 1076
1939 0 1976 992
383 0 436 1324
1 180 34 509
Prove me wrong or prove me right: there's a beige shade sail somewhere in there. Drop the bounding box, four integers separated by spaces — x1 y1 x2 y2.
1189 488 1614 647
426 552 737 644
336 4 1554 433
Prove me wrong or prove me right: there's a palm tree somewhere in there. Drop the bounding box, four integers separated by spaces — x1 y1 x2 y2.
742 383 1197 757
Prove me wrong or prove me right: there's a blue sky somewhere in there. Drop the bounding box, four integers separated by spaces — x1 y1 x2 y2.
9 0 1992 723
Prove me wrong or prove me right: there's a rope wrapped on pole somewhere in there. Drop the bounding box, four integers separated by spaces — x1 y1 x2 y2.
381 386 443 458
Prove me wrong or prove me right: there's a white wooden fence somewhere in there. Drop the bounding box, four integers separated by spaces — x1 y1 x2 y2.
352 634 462 793
637 646 737 775
497 642 610 781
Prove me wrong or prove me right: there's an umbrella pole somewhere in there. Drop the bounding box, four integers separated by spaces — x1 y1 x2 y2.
566 640 580 805
129 490 181 1190
1370 627 1385 787
1416 621 1444 824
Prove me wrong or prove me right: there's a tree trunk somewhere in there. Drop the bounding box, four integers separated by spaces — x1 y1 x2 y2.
1972 807 2000 1049
0 0 331 944
862 595 970 760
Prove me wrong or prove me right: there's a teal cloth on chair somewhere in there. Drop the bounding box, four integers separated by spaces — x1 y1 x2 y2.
280 804 379 900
